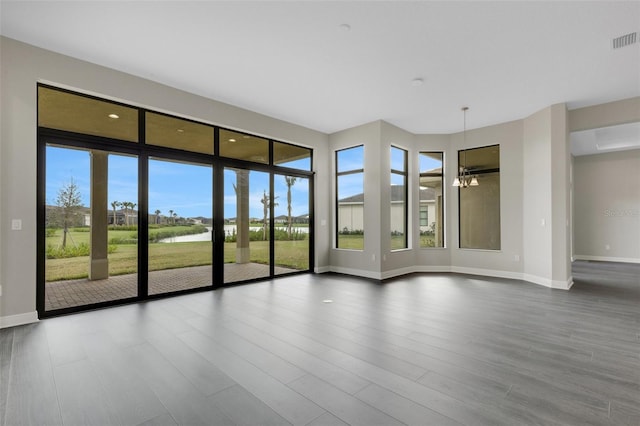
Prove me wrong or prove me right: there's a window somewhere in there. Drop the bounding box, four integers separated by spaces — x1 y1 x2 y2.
273 142 312 171
219 129 269 164
336 145 364 250
38 84 314 317
391 146 408 250
146 112 213 154
457 145 500 250
38 86 138 142
419 152 444 248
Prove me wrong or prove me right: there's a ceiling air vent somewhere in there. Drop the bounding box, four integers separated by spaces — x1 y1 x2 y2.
612 32 637 49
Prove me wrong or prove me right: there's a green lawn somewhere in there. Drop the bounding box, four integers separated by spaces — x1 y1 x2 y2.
46 231 309 281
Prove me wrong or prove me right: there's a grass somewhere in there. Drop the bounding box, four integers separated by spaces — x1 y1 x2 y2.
46 238 310 282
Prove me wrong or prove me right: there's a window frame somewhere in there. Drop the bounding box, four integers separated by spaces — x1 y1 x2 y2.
390 146 408 251
335 145 365 250
419 151 445 248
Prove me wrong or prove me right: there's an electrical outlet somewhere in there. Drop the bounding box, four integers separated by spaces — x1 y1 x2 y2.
11 219 22 230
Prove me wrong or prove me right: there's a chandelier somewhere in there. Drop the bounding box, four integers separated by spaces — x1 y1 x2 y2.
452 106 479 188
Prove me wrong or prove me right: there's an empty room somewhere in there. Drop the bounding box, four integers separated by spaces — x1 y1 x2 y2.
1 1 639 425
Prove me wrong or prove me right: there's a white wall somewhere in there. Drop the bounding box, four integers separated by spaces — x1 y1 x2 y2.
2 36 638 326
0 37 329 326
573 150 640 262
449 120 525 279
413 134 452 270
328 121 382 278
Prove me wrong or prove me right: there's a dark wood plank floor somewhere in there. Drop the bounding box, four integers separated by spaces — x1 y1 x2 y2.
1 261 638 425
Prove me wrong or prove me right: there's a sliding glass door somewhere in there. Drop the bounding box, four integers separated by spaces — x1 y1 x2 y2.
38 84 313 317
274 175 310 275
44 145 138 312
223 168 271 283
148 158 213 295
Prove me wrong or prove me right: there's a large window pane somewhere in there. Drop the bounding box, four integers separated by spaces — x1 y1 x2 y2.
391 146 407 250
224 168 271 283
38 86 138 142
336 145 365 250
458 145 500 250
219 129 269 164
148 158 213 294
274 175 310 274
419 152 444 248
146 112 213 154
45 146 138 311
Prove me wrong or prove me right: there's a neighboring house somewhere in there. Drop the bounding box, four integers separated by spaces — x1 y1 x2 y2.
337 186 438 234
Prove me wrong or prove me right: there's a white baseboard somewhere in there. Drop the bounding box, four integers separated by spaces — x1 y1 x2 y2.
314 266 331 274
573 255 640 264
452 266 523 281
328 264 575 291
0 311 39 329
380 266 421 280
413 266 453 274
329 266 382 280
522 273 573 290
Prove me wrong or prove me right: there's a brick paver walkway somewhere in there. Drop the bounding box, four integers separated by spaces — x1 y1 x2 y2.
45 263 297 311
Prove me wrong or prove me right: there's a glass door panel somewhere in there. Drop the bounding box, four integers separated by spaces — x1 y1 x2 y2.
45 145 138 311
223 168 270 283
148 158 213 295
274 175 310 274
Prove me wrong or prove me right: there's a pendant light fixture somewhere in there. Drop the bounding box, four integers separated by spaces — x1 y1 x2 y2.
453 107 479 188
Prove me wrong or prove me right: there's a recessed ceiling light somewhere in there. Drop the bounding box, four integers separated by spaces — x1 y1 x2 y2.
322 299 333 303
339 24 351 32
177 129 184 133
411 78 424 87
229 138 236 143
108 113 119 119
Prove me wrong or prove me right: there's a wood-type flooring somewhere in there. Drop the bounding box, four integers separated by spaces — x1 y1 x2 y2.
1 261 638 425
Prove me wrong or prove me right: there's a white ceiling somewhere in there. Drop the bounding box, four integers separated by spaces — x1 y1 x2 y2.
1 1 639 134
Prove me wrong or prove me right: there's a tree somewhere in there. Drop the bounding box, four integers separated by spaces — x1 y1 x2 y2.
284 176 297 239
173 212 178 225
121 201 130 226
154 209 161 225
260 190 278 241
111 200 120 226
56 178 83 248
129 202 137 226
168 209 174 225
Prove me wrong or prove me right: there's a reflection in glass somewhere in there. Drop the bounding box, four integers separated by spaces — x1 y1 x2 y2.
219 129 269 164
224 168 271 283
38 86 138 142
148 158 212 295
336 145 365 250
274 175 310 274
146 112 213 154
390 147 407 250
273 142 311 170
419 152 444 248
458 145 500 250
44 146 138 311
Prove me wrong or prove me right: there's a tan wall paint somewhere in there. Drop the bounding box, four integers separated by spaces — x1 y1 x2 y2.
0 37 329 321
573 150 640 261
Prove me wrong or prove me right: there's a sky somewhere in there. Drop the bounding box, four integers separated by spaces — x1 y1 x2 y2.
46 145 438 219
46 145 310 220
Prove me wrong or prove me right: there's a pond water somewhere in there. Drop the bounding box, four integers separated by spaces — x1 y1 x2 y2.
159 225 309 243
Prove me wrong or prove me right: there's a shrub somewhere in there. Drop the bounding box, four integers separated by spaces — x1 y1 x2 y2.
45 228 58 238
46 243 117 259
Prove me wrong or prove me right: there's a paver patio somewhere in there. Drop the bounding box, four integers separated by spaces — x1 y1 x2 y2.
45 263 298 311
